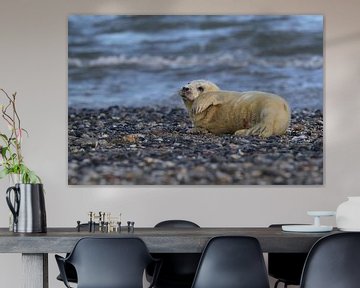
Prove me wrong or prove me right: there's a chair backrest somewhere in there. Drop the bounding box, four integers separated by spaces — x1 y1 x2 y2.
268 224 308 285
67 237 154 288
191 236 270 288
300 232 360 288
150 220 201 287
155 220 200 228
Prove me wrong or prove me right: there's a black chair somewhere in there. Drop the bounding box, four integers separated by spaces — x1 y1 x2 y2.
147 220 201 288
56 223 99 284
55 237 160 288
268 224 308 288
191 236 270 288
154 220 200 229
300 232 360 288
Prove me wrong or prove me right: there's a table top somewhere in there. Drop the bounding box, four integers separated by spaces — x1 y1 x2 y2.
0 227 340 253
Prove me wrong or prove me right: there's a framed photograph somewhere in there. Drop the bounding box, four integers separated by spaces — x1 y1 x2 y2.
68 15 323 185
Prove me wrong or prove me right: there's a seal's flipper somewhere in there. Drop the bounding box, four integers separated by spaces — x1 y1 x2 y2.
234 123 272 138
192 93 223 114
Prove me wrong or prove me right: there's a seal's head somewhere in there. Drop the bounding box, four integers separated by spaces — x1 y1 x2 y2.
179 80 220 102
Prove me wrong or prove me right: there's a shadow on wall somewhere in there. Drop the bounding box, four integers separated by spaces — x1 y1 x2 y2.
328 31 360 46
325 29 360 193
85 0 178 14
326 29 360 139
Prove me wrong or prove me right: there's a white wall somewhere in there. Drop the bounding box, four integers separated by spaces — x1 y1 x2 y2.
0 0 360 287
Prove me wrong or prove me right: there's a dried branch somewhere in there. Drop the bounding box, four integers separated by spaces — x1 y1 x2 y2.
0 88 40 183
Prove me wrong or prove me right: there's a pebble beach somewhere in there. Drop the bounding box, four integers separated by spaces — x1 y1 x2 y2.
68 106 323 185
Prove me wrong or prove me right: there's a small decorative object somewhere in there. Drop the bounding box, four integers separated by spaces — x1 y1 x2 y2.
0 89 46 233
127 221 135 233
85 211 121 232
336 197 360 231
282 211 335 232
77 221 81 232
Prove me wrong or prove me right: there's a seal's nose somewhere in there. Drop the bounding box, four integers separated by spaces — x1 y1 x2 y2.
182 86 190 92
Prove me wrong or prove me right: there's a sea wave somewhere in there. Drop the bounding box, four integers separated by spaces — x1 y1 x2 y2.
69 52 323 70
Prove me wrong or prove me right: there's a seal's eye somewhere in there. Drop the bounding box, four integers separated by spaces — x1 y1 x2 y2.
198 86 204 92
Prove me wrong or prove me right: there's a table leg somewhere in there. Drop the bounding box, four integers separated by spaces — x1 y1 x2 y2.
22 253 48 288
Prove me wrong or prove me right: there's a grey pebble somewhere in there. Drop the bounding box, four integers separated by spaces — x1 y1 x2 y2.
68 107 323 185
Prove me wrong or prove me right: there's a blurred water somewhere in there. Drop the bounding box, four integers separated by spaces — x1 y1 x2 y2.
68 15 323 110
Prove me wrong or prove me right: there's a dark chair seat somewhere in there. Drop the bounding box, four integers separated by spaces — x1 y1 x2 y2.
268 224 308 288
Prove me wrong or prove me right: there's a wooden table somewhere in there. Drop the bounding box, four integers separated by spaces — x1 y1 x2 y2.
0 227 338 288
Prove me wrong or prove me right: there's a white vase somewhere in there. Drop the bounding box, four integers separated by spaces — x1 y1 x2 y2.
336 197 360 231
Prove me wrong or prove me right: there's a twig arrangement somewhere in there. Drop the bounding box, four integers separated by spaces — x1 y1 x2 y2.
0 88 41 183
